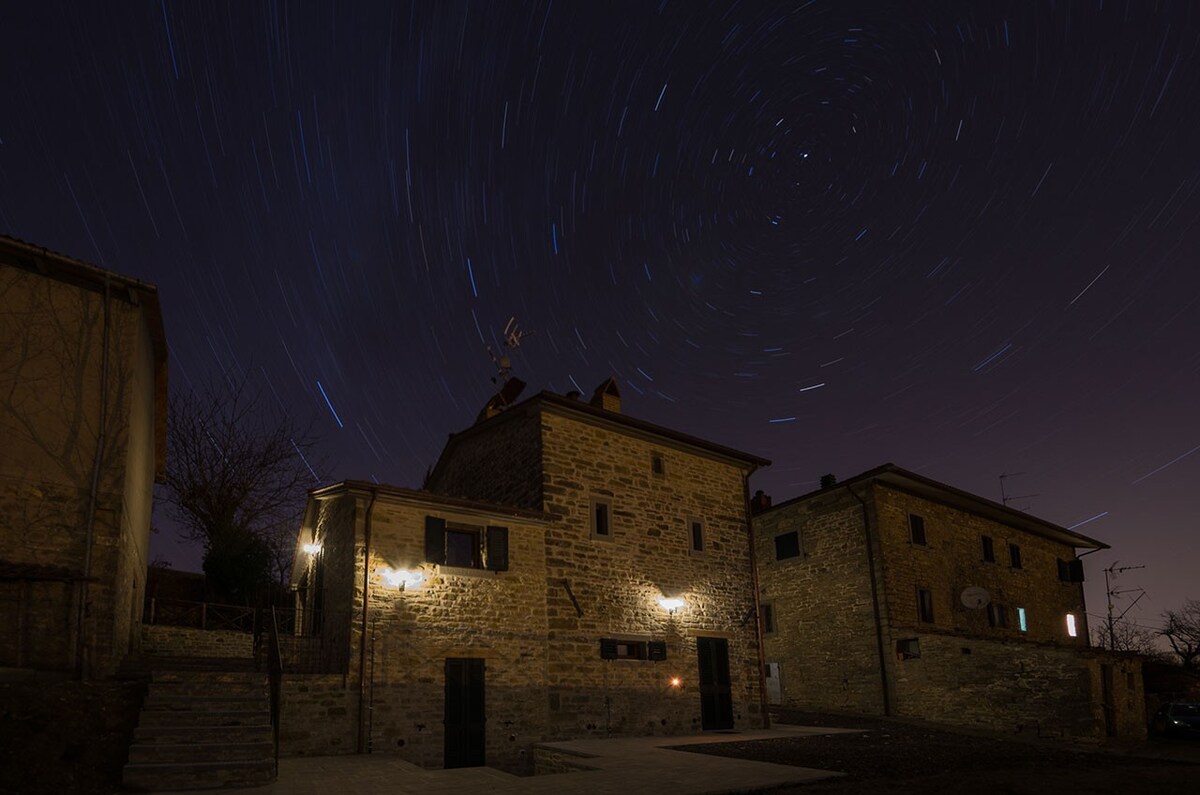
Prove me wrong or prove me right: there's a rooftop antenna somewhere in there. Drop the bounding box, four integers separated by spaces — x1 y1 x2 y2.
999 472 1039 508
485 316 534 384
1103 561 1147 651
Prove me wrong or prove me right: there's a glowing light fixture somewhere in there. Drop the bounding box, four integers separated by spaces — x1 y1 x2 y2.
1017 607 1028 633
669 676 682 688
302 543 322 555
1066 613 1078 637
379 567 425 591
658 597 686 614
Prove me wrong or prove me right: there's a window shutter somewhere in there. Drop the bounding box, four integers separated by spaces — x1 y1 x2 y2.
1057 559 1069 581
424 516 446 564
1068 559 1085 582
599 638 618 659
648 641 667 661
485 526 509 572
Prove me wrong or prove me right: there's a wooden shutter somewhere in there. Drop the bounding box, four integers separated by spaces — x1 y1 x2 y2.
648 641 667 661
1068 559 1085 582
485 526 509 572
599 638 618 659
425 516 446 564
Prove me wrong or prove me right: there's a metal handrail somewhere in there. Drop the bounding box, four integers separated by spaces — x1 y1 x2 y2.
144 597 258 632
267 607 283 775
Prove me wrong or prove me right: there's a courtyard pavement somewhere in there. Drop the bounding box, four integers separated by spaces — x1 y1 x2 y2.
190 724 855 794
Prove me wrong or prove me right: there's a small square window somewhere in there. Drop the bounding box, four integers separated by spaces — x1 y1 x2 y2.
917 588 935 623
591 498 612 539
774 531 801 560
981 535 995 563
897 638 921 659
1009 543 1022 569
689 518 705 553
760 602 776 634
651 454 665 476
909 515 927 546
446 527 481 568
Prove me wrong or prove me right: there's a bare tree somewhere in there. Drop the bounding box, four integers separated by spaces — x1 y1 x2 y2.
1161 599 1200 669
162 378 320 603
1091 617 1162 657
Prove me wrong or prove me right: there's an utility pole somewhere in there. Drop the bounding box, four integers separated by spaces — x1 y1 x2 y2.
1103 562 1146 650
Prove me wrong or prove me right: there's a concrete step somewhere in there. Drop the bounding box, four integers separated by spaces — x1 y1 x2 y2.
144 694 269 712
122 758 275 791
134 723 273 745
148 681 266 699
137 709 270 728
127 740 275 764
151 669 266 685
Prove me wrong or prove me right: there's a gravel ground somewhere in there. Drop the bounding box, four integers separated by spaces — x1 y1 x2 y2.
669 710 1200 795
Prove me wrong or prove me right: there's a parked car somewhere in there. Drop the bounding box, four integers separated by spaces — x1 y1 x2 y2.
1150 702 1200 738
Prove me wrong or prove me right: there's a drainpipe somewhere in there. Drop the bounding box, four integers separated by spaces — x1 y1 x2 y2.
743 471 771 728
76 276 111 679
356 488 378 753
847 483 891 717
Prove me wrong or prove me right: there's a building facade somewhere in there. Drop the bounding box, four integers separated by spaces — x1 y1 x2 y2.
752 464 1144 740
287 381 771 770
0 236 166 678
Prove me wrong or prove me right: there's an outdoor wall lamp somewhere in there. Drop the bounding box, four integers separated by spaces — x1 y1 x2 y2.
669 676 682 688
379 567 425 591
658 597 686 614
302 543 322 555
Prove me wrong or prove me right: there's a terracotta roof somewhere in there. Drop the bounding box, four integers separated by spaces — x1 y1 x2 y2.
759 462 1108 550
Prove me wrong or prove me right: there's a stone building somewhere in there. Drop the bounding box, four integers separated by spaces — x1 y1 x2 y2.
0 236 166 678
287 380 771 769
752 463 1144 740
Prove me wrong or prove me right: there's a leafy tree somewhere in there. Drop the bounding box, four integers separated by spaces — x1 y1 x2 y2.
162 378 320 604
1161 599 1200 669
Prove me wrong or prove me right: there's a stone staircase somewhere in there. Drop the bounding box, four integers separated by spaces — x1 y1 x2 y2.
121 656 276 791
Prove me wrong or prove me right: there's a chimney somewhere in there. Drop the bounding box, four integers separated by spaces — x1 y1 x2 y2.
589 377 621 413
750 490 772 515
820 473 838 489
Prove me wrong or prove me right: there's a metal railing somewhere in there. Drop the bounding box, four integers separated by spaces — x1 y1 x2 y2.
267 607 282 775
252 605 351 675
144 597 257 632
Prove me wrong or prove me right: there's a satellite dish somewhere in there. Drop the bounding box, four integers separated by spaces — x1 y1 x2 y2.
960 587 991 609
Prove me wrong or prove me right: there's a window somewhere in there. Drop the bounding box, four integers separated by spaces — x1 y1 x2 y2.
1009 543 1022 569
591 498 612 539
774 531 801 560
981 535 995 563
760 602 776 634
599 638 649 660
651 454 665 476
987 603 1009 629
1017 607 1028 633
909 514 927 546
1057 558 1085 582
648 641 667 661
897 638 921 660
917 588 935 623
424 516 508 571
689 518 705 553
1066 613 1078 638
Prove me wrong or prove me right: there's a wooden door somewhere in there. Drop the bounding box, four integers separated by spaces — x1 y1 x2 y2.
697 637 734 730
444 658 486 767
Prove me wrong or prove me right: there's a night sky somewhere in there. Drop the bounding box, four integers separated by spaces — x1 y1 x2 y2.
2 2 1196 640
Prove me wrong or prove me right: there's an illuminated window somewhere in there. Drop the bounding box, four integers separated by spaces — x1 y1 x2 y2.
909 514 927 546
1009 543 1022 569
1017 607 1028 633
1066 613 1078 637
917 588 935 623
981 535 995 563
689 518 705 553
591 498 612 539
774 531 801 560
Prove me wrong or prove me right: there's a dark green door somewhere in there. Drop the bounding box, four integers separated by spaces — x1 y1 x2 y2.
444 658 486 768
697 637 733 730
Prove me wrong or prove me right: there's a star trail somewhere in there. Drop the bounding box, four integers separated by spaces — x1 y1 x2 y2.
2 1 1198 635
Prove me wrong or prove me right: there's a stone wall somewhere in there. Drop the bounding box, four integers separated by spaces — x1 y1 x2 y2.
754 487 888 714
426 407 544 510
538 408 765 739
278 675 357 756
140 624 253 658
873 483 1088 646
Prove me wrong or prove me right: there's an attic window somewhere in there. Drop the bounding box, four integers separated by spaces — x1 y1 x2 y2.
689 518 705 553
909 514 927 546
591 498 612 539
651 454 665 476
